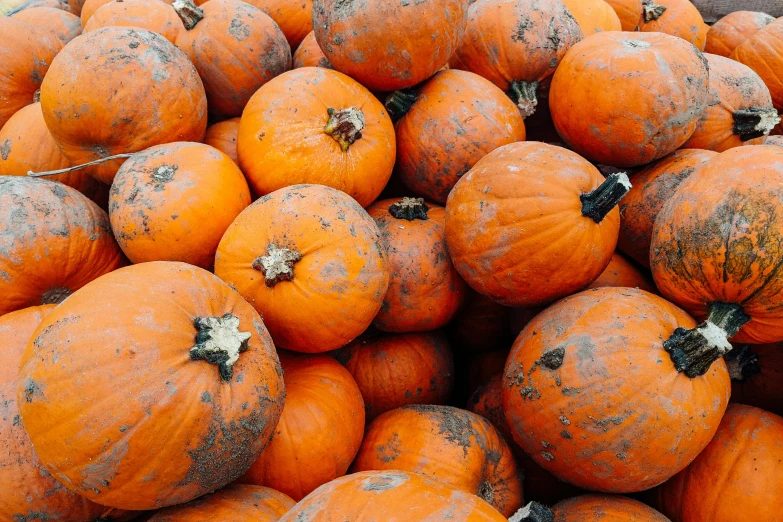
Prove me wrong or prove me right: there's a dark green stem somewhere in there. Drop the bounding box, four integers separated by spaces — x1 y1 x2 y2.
724 345 761 382
388 197 429 220
509 502 555 522
507 80 539 118
580 172 631 223
384 87 419 123
733 108 781 142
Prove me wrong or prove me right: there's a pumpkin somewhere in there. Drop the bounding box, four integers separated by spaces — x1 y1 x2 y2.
467 374 510 438
173 0 290 120
293 31 331 69
705 11 776 57
515 495 670 521
15 0 74 11
79 0 111 22
278 470 507 522
0 177 123 316
236 68 395 207
312 0 466 92
448 290 511 353
651 145 783 345
732 18 783 111
618 150 717 268
148 485 294 522
726 344 783 416
242 0 310 49
639 0 708 50
108 142 251 268
682 54 779 151
603 0 643 31
40 27 207 185
390 69 526 205
560 0 621 35
17 261 285 510
13 6 81 45
204 118 240 164
766 135 783 146
445 142 628 307
214 184 390 353
66 0 85 13
657 404 783 522
368 197 466 332
352 405 523 516
84 0 184 44
449 0 582 118
587 252 657 293
549 32 709 167
238 353 365 500
334 330 454 420
503 287 730 492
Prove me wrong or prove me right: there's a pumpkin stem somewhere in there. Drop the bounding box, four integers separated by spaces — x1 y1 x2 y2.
252 243 302 287
509 502 555 522
27 153 134 177
724 345 761 382
324 107 365 152
388 197 429 220
190 313 251 383
663 301 750 378
173 0 204 30
41 287 71 305
33 89 41 104
507 80 539 119
733 108 781 142
580 172 632 224
384 87 419 123
642 0 666 21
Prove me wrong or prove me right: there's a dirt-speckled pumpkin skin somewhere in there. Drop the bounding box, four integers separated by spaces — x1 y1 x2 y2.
550 32 709 168
639 0 707 50
293 31 332 69
651 145 783 344
394 70 526 205
503 287 730 493
705 10 775 57
13 6 82 45
0 177 124 317
729 343 783 416
552 494 671 521
147 484 294 522
618 149 718 268
658 405 783 522
83 0 183 43
603 0 643 31
312 0 466 92
204 118 240 164
560 0 621 35
17 261 285 511
335 330 454 420
40 27 208 185
587 252 657 293
766 135 783 147
732 19 783 111
243 0 311 49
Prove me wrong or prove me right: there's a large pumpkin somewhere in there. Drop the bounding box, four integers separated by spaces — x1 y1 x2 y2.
560 0 621 35
238 353 365 500
40 27 207 184
13 6 82 46
293 31 331 69
651 145 783 345
587 252 657 293
237 68 395 207
108 142 251 269
732 18 783 111
204 118 240 164
449 0 582 118
391 69 526 205
148 485 294 522
17 261 285 510
726 343 783 417
243 0 311 49
549 32 709 167
445 142 628 307
657 404 783 521
84 0 184 43
215 184 390 353
312 0 466 91
603 0 643 31
0 177 124 316
516 495 670 521
705 10 776 57
639 0 708 50
503 287 730 492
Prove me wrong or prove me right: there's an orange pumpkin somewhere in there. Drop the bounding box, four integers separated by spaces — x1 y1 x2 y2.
560 0 621 35
603 0 643 31
445 142 627 307
726 343 783 417
17 261 285 510
639 0 708 50
682 54 779 151
215 184 390 353
705 10 776 57
204 118 240 164
767 135 783 147
449 0 582 118
13 6 82 45
550 32 710 167
108 142 251 268
618 149 717 268
148 485 294 522
391 69 526 205
174 0 290 119
239 353 365 500
334 330 454 420
237 68 395 207
503 287 730 492
278 470 507 521
732 18 783 111
40 27 207 184
518 495 670 521
293 31 331 69
84 0 184 43
651 145 783 345
658 404 783 522
0 177 124 316
587 252 657 293
448 291 511 353
243 0 311 49
312 0 466 91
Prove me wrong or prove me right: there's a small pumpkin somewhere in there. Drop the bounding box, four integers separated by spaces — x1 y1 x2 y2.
214 184 390 353
238 353 365 500
732 18 783 111
389 69 526 205
449 0 583 118
13 6 81 45
705 10 776 57
726 344 783 417
445 142 629 307
618 149 717 268
204 118 240 164
587 252 657 293
603 0 643 31
516 495 670 521
84 0 184 44
657 404 783 522
448 290 512 354
108 142 251 268
549 31 710 167
334 330 454 420
148 485 294 522
243 0 311 49
560 0 621 35
639 0 708 50
237 68 395 207
18 261 285 510
293 31 331 69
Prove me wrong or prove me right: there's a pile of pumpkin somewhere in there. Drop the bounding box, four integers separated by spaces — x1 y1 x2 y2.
2 0 783 518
